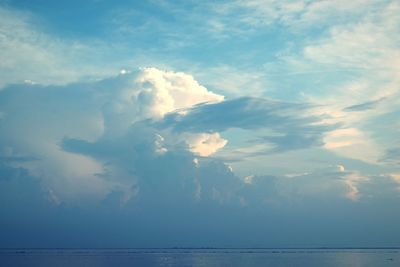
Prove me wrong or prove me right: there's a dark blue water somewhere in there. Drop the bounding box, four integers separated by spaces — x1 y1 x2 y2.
1 249 399 267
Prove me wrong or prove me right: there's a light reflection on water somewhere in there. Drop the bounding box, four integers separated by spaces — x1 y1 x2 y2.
0 249 399 267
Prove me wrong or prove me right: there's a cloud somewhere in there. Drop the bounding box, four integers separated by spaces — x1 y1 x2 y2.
184 132 228 157
281 1 400 165
343 97 386 112
1 1 400 248
1 74 398 246
63 131 239 206
130 67 224 118
157 97 335 153
389 173 400 192
323 128 383 164
192 65 268 98
0 68 224 202
257 132 324 153
380 147 400 165
0 65 396 212
101 67 223 138
194 0 384 38
0 5 137 89
0 65 345 207
238 164 370 204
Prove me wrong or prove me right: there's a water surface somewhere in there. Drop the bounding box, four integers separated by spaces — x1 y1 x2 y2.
1 248 399 267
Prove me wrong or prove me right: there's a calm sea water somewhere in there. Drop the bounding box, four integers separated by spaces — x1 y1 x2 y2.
1 249 399 267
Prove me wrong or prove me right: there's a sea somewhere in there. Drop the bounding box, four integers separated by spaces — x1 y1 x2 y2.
0 248 399 267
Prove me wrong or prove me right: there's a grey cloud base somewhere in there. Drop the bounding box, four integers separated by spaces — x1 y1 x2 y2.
1 161 400 248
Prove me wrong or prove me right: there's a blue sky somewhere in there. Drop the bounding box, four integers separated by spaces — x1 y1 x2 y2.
0 0 400 248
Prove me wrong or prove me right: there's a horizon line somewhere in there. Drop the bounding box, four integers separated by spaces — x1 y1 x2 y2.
1 247 400 250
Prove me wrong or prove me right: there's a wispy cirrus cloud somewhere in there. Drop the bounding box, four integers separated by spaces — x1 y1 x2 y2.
0 5 137 88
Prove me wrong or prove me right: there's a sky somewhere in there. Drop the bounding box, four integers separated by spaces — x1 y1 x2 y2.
0 0 399 248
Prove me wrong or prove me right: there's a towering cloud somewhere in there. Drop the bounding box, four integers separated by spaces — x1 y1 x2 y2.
0 67 340 205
